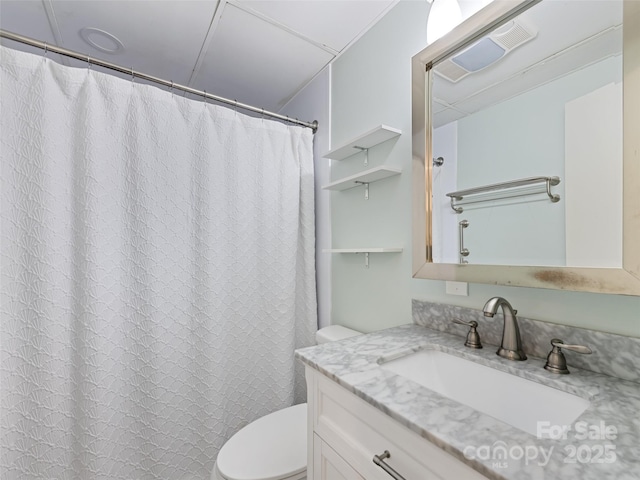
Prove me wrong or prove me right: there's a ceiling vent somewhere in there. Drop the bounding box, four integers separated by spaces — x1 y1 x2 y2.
435 20 537 83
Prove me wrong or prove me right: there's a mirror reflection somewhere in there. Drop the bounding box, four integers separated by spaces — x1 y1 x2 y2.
430 0 622 268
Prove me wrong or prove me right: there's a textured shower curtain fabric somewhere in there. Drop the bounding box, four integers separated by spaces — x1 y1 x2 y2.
0 46 317 479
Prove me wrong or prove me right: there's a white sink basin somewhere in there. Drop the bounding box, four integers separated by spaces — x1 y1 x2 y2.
379 349 590 436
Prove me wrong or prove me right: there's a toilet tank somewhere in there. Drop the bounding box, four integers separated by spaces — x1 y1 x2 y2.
315 325 360 344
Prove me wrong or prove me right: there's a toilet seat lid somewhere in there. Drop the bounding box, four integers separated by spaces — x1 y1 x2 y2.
217 403 307 480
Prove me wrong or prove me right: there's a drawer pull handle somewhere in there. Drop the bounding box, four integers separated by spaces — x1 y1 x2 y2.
373 450 407 480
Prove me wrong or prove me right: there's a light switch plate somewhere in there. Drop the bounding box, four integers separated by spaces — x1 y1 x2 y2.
446 281 468 296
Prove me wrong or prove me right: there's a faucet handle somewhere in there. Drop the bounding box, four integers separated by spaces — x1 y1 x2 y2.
451 319 483 349
550 338 592 354
544 338 592 374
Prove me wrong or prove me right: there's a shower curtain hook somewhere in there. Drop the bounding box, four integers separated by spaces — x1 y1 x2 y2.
43 42 48 58
204 90 207 105
86 55 92 70
170 81 174 95
131 67 135 83
234 100 238 116
261 108 265 122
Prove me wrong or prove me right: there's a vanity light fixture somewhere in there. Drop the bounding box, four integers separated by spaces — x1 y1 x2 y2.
427 0 463 44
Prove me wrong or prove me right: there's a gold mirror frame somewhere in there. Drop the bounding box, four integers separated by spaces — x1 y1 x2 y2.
412 0 640 295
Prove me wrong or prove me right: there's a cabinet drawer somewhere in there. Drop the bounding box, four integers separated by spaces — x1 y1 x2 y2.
310 369 487 480
313 434 365 480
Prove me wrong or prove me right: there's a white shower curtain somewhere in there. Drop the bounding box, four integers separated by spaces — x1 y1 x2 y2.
0 46 317 480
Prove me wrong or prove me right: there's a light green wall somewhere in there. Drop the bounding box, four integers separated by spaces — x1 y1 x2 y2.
330 0 640 337
454 56 621 266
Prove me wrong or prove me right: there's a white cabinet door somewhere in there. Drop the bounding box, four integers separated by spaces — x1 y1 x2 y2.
307 366 488 480
313 434 365 480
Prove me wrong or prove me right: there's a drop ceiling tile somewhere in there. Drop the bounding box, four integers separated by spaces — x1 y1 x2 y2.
0 1 63 62
433 108 466 129
47 0 220 85
432 100 449 114
193 3 334 112
236 0 395 52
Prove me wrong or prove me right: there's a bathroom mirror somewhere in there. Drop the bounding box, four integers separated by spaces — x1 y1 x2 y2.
412 0 640 295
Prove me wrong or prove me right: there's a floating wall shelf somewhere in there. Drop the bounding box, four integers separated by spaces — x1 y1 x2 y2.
324 125 402 161
323 248 403 254
323 248 403 268
322 166 402 199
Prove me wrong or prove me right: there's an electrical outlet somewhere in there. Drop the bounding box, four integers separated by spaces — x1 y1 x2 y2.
446 281 468 296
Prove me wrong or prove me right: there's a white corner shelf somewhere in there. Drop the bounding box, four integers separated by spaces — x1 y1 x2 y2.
323 248 403 254
324 125 402 161
323 247 403 268
322 166 402 192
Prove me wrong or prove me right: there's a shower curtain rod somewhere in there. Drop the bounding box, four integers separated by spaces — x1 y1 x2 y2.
0 29 319 133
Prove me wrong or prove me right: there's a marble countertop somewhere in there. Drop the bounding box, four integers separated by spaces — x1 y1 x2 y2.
295 324 640 480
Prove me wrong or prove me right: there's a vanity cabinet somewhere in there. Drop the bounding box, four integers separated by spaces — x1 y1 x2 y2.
306 367 488 480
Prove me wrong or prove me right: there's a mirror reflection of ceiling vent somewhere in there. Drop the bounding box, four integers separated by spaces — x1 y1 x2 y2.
435 20 537 83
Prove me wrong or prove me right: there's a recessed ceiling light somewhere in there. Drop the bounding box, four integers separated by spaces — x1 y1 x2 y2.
79 27 124 54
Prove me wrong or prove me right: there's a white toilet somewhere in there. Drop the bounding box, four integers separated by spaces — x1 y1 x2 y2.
211 325 361 480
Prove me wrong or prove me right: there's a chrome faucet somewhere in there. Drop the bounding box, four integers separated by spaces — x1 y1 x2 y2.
482 297 527 361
